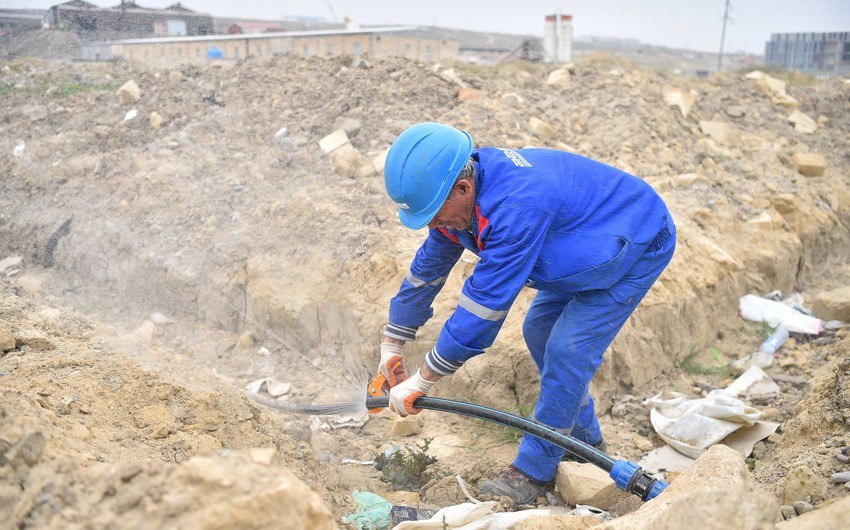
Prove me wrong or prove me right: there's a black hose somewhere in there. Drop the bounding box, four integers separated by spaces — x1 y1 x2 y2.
366 396 617 471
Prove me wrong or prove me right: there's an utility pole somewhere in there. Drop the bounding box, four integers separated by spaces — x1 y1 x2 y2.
718 0 732 71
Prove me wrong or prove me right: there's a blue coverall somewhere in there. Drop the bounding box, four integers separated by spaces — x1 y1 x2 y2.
384 147 676 482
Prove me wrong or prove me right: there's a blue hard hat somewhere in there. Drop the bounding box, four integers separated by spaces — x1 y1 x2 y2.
384 122 474 229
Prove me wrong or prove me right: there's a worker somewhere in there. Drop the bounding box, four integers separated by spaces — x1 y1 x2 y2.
377 122 675 504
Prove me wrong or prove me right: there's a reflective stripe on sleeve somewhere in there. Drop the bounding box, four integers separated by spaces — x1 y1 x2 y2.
425 347 464 376
384 323 417 341
458 292 508 321
405 272 448 289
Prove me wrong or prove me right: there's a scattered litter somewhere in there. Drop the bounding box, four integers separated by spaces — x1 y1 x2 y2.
739 294 822 334
758 326 789 355
724 366 781 400
571 505 612 521
123 109 137 121
341 458 376 466
391 501 495 529
256 346 271 356
0 256 23 274
308 411 368 431
343 490 392 530
149 312 171 325
12 142 25 157
245 378 291 397
647 390 763 458
455 474 481 504
824 320 845 330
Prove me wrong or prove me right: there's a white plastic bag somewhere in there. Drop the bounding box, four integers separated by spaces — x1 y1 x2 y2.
739 294 822 334
646 390 762 459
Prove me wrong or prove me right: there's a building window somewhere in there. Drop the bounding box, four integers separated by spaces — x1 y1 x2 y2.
196 48 200 58
404 43 412 56
425 45 432 62
177 49 182 57
233 47 239 59
257 46 262 56
161 48 165 56
302 45 309 58
354 42 361 56
327 43 333 55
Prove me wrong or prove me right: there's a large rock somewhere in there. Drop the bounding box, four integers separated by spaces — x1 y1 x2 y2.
555 462 631 509
811 286 850 321
782 465 827 504
458 87 487 101
792 152 826 177
117 79 141 104
546 67 571 87
595 445 778 530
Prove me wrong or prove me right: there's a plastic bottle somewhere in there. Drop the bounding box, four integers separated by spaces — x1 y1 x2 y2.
759 326 790 355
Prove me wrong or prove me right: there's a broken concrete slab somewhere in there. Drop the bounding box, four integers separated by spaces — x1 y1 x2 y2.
0 256 22 274
13 329 55 350
792 152 826 177
372 148 389 175
329 143 362 177
438 68 467 87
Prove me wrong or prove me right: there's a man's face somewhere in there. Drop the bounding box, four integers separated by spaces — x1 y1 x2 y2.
427 179 475 231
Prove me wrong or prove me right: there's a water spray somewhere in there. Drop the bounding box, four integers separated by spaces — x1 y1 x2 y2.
250 392 668 502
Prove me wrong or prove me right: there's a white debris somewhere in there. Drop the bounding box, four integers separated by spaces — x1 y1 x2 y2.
124 109 138 122
12 142 25 157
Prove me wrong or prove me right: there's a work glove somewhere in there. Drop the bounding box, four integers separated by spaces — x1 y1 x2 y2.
389 370 436 417
379 342 408 387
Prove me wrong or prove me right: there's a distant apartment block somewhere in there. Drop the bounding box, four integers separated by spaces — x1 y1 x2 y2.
765 32 850 74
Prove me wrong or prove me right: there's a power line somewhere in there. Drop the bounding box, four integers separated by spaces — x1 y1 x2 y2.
718 0 732 71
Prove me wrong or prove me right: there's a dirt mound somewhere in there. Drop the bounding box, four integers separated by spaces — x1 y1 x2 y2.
1 52 850 526
0 278 340 528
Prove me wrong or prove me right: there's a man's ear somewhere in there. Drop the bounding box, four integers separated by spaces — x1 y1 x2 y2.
455 179 472 196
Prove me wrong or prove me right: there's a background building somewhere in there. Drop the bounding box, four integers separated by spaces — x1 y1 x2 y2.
765 32 850 75
43 1 213 40
111 26 459 67
0 9 44 36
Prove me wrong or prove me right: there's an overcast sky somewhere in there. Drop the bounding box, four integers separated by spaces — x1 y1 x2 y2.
7 0 850 54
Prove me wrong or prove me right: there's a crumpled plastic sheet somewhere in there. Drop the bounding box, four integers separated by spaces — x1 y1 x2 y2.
646 389 762 459
344 490 393 530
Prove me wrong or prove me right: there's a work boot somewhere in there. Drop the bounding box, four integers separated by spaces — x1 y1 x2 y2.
562 438 608 464
478 465 551 504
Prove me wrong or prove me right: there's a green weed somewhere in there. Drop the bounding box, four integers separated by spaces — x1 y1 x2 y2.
675 346 735 378
375 438 437 491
